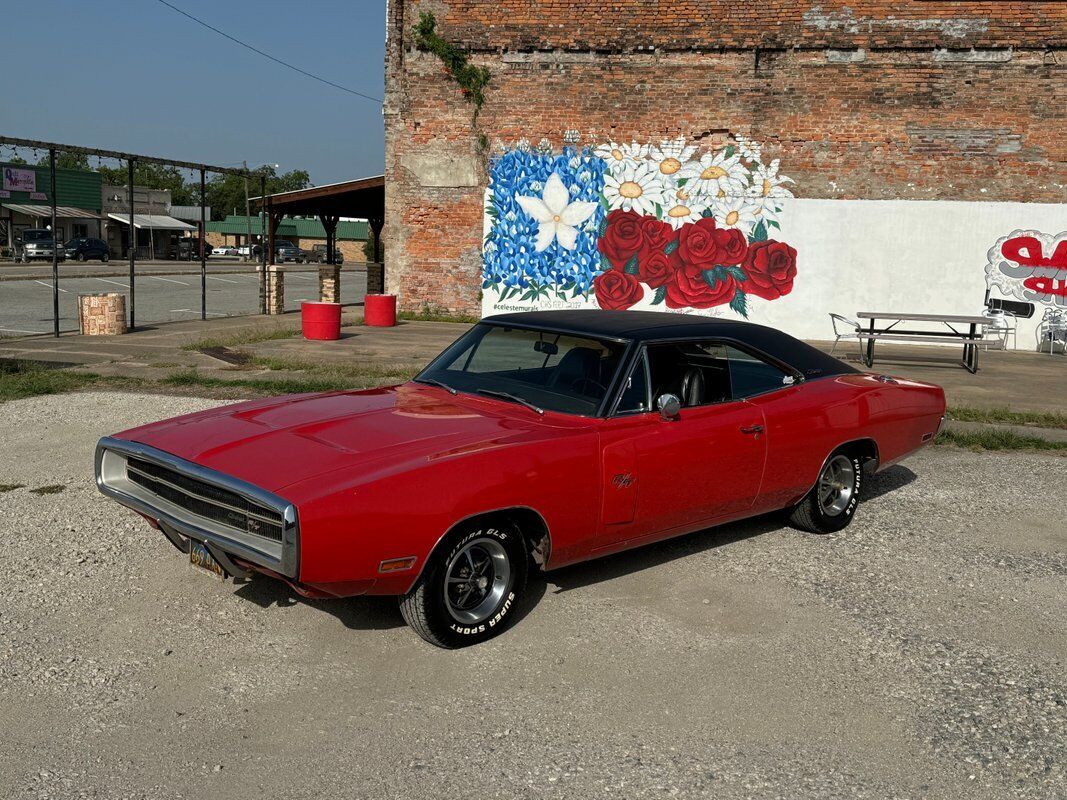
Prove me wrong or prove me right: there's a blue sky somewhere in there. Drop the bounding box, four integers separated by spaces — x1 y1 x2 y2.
1 0 385 184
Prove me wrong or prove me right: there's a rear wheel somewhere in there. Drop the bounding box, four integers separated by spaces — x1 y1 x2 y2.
400 522 527 648
788 449 863 534
101 252 109 263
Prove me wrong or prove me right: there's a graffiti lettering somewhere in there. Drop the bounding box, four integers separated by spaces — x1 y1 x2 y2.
985 229 1067 308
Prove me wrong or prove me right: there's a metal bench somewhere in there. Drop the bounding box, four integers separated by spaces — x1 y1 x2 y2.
856 313 989 373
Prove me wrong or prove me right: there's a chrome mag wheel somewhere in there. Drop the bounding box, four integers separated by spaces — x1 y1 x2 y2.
443 537 511 625
818 454 856 517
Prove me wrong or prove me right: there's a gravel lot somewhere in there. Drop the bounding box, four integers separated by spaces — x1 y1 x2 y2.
1 392 1064 800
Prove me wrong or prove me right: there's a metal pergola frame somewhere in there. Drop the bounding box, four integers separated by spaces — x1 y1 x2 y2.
0 135 270 336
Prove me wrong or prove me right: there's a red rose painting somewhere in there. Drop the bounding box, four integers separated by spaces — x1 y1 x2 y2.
743 240 798 300
593 269 643 310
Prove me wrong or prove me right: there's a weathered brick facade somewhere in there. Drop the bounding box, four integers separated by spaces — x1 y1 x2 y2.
384 0 1066 314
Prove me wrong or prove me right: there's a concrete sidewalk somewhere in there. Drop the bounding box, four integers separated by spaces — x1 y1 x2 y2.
1 311 1064 415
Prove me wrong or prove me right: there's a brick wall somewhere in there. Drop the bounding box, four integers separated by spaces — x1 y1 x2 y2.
385 0 1067 314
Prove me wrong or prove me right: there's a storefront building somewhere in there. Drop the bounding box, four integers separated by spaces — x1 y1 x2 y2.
1 162 102 255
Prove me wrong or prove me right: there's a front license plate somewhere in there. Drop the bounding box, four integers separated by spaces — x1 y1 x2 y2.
189 540 227 579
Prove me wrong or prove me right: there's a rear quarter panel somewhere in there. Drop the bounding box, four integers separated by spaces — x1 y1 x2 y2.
747 374 945 511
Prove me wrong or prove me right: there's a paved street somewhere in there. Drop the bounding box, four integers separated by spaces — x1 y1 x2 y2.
1 392 1064 800
0 269 368 334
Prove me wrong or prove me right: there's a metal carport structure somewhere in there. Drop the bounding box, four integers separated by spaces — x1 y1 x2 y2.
253 175 385 293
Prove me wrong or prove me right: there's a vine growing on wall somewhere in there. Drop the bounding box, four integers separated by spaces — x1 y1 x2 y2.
412 11 490 129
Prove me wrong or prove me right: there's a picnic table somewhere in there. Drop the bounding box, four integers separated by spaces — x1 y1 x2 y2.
856 312 989 373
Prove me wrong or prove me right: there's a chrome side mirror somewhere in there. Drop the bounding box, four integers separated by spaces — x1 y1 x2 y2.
656 393 681 420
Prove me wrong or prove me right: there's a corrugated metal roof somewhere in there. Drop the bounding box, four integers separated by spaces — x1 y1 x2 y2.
205 215 369 240
2 204 101 218
107 213 196 231
168 205 213 221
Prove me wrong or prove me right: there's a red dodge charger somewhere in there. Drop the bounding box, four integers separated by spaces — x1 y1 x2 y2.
96 310 945 647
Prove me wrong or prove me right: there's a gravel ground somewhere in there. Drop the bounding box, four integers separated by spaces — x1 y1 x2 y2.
0 392 1064 800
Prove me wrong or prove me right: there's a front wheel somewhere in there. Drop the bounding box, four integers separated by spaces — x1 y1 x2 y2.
788 450 863 534
400 523 527 648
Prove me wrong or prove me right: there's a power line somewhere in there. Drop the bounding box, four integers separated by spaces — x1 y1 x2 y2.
153 0 383 104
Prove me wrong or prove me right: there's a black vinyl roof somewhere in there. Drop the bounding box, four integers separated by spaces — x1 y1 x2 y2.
483 310 858 378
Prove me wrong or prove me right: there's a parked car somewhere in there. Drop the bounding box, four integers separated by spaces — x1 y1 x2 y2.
95 310 946 648
273 239 303 263
311 243 344 265
168 238 212 260
65 237 111 262
16 229 65 262
212 244 239 256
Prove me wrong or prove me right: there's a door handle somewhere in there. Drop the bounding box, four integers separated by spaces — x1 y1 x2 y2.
740 424 764 435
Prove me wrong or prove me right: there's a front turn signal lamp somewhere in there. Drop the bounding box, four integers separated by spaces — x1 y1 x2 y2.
379 556 417 573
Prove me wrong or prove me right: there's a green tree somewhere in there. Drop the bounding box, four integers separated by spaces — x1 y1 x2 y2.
96 163 197 205
36 152 91 171
204 167 311 221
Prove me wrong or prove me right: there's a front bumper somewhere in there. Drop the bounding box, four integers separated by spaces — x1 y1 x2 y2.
95 436 300 578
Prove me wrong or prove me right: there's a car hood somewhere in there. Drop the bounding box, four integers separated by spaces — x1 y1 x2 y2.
114 383 562 498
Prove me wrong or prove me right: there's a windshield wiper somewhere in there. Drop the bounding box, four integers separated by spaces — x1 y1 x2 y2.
413 376 457 395
475 389 544 415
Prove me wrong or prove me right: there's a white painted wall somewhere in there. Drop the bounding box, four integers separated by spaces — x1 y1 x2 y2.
755 198 1067 350
482 198 1067 351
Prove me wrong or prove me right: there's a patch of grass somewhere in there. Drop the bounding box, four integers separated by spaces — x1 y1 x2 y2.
397 310 480 324
29 484 66 495
161 369 369 395
248 354 417 382
0 483 25 492
0 360 97 402
936 428 1067 453
181 326 299 352
947 405 1067 431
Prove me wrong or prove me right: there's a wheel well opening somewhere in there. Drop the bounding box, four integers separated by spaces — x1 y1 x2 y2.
842 438 880 473
443 508 551 571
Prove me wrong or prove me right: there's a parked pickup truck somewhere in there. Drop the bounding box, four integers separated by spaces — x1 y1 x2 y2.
311 243 344 265
16 229 66 262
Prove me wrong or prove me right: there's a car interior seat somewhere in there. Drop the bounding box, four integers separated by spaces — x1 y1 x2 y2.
549 347 603 392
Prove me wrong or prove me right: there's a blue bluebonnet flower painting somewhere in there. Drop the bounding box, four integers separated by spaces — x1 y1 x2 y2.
483 147 606 301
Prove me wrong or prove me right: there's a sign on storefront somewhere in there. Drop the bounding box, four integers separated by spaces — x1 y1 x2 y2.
3 167 36 193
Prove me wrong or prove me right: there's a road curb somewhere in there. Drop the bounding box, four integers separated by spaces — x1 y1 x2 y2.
942 418 1067 444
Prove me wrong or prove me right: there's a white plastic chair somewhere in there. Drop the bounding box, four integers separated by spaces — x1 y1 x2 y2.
980 309 1011 351
828 313 863 360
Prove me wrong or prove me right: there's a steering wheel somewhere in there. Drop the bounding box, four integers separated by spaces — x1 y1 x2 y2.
570 377 607 395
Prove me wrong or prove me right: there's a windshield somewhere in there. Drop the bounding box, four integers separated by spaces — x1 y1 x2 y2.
24 230 52 242
276 240 294 248
417 323 627 416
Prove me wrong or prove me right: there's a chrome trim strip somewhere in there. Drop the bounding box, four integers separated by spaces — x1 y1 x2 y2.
94 436 299 578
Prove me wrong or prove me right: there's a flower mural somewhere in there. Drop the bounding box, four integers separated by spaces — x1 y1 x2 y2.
482 135 798 316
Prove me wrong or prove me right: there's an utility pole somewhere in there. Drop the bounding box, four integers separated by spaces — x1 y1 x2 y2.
243 160 253 262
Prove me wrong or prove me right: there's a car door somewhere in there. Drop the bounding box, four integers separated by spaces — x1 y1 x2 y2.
593 341 768 553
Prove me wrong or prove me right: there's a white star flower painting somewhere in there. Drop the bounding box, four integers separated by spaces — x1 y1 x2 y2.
515 172 598 252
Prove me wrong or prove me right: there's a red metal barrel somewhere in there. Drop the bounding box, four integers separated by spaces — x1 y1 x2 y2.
364 294 397 327
301 301 342 340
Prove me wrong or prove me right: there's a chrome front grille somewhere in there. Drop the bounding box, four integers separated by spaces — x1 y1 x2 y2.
125 456 285 541
95 437 299 577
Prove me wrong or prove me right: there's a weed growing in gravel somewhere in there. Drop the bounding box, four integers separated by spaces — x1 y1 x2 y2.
29 484 66 495
947 405 1067 430
937 428 1067 453
0 483 25 492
